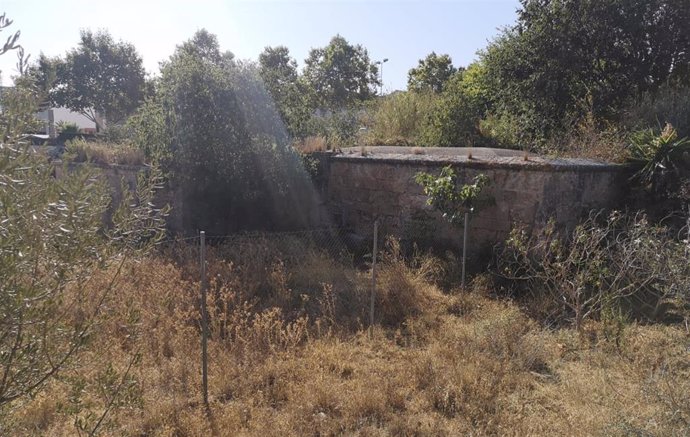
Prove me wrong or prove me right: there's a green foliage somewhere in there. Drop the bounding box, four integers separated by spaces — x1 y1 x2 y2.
230 60 290 144
478 112 523 148
418 70 488 147
0 73 166 415
312 109 363 148
364 91 437 146
258 46 315 138
303 35 380 109
0 76 43 140
628 124 690 199
47 30 146 130
158 30 255 232
155 30 318 233
56 121 79 134
407 52 458 94
479 0 690 147
415 166 491 224
126 98 171 165
496 211 690 330
64 138 146 166
624 85 690 139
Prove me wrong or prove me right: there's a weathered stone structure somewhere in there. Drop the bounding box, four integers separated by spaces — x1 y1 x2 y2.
322 147 630 262
55 146 629 261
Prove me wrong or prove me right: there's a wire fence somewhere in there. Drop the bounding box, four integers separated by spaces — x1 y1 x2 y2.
153 220 471 406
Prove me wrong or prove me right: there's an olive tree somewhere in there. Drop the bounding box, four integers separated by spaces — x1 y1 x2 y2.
0 18 167 416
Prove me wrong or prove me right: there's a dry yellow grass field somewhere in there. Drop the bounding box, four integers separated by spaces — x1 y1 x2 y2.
5 240 689 436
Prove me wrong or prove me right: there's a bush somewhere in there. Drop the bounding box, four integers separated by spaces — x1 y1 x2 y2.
494 211 690 330
364 91 437 146
1 117 166 417
125 98 172 165
56 121 79 135
627 123 690 201
64 138 146 166
418 72 487 147
293 135 327 153
478 111 523 149
375 238 448 326
300 109 363 149
540 108 628 161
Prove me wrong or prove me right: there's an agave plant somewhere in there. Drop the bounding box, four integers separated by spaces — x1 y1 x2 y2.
628 123 690 197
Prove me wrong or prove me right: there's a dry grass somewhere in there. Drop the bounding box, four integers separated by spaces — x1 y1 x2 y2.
551 115 629 163
5 239 689 436
293 136 328 153
65 139 147 166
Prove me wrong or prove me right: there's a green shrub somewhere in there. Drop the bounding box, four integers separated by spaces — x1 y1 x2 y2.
627 124 690 202
364 91 437 146
301 109 363 149
56 121 79 135
417 72 487 147
495 211 690 330
478 112 522 149
0 76 167 415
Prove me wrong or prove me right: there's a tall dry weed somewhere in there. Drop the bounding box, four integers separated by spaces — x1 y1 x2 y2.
7 238 690 437
375 238 449 326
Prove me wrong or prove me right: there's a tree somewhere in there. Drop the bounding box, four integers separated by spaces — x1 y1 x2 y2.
303 35 380 109
0 12 19 59
157 30 318 233
407 52 458 93
49 30 146 131
419 66 488 147
481 0 690 144
0 16 166 417
415 166 491 287
259 46 299 95
258 46 315 137
126 97 172 165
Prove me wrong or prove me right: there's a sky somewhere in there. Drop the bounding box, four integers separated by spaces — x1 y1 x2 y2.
0 0 521 91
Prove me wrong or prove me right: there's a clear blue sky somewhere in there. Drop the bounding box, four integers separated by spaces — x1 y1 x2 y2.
0 0 521 91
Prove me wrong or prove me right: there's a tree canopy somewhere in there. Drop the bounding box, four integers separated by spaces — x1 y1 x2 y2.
407 52 458 93
259 46 315 137
47 30 146 130
303 35 380 109
151 30 318 233
480 0 690 142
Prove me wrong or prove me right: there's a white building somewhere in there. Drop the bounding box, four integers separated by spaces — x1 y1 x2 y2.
36 107 98 137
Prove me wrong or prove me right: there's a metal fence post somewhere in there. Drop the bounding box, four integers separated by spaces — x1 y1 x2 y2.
462 212 469 290
369 219 379 336
199 231 208 407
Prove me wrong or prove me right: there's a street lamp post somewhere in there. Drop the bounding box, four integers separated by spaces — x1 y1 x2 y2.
376 58 388 95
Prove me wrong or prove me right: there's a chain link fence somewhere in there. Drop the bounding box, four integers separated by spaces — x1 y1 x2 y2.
152 220 472 405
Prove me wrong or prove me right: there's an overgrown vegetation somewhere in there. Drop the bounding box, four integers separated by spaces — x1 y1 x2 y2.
415 166 491 224
495 211 690 332
64 138 146 166
0 35 167 434
3 5 690 436
2 231 688 436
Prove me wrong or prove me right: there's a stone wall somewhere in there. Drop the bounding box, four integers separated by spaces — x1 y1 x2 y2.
324 147 630 262
55 147 630 253
53 162 185 233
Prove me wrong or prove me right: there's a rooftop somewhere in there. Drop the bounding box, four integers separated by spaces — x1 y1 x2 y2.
334 146 625 172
